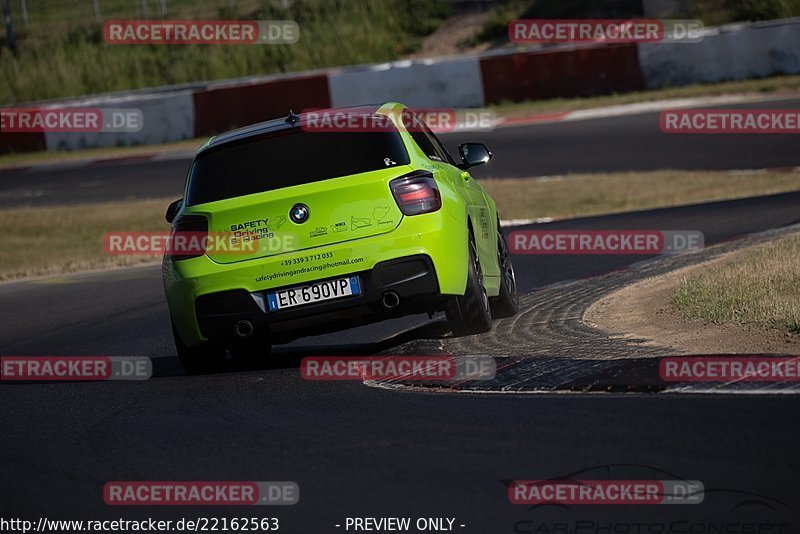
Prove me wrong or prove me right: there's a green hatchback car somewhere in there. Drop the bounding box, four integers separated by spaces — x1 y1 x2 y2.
163 102 518 373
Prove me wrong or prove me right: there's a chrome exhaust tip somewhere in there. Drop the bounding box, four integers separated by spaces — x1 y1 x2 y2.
381 291 400 310
234 319 255 338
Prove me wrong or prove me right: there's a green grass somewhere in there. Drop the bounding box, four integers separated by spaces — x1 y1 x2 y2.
673 235 800 334
472 0 800 44
2 169 799 281
674 0 800 26
0 197 170 281
489 75 800 116
483 169 800 220
0 0 451 105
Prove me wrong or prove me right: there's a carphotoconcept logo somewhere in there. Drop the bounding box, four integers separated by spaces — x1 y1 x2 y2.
103 20 298 44
508 230 703 255
507 464 793 532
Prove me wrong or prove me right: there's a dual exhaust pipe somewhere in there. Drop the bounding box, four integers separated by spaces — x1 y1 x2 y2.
234 292 400 337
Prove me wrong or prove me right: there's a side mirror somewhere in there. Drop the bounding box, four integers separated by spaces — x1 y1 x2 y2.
165 199 183 224
458 143 492 169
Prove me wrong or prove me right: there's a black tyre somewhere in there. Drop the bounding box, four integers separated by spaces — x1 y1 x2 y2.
446 230 493 336
172 321 226 375
490 224 519 319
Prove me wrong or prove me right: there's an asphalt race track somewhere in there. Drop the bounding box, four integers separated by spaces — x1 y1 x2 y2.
1 100 800 531
1 97 799 208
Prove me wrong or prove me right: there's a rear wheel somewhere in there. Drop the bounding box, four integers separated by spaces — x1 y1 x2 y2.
172 321 226 375
490 224 519 318
446 230 493 336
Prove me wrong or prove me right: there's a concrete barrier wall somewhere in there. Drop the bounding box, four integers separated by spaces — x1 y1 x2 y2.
328 57 484 109
43 91 195 151
2 18 799 155
638 19 800 88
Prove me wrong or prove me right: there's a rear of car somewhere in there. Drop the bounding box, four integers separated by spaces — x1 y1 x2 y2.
163 104 476 365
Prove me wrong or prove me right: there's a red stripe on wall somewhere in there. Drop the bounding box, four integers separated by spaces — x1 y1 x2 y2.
193 74 332 137
479 45 645 105
0 132 47 155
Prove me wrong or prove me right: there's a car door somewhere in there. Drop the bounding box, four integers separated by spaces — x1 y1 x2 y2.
408 118 499 279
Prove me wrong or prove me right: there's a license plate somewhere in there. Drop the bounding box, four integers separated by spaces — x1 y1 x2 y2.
267 276 361 311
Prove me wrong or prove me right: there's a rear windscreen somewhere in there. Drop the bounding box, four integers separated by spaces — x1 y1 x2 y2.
185 127 410 206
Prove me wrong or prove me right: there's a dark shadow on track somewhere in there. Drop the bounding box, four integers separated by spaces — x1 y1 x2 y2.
150 318 453 378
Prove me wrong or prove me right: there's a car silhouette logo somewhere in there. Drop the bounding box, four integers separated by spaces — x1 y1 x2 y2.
290 203 309 224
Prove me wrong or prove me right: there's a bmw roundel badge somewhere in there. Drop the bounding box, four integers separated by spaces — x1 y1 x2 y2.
289 203 310 224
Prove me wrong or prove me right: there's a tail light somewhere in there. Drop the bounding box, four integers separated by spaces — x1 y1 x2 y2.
166 215 208 261
390 172 441 215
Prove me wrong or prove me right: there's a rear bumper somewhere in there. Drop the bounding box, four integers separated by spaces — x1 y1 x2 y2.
163 211 469 347
194 255 445 344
